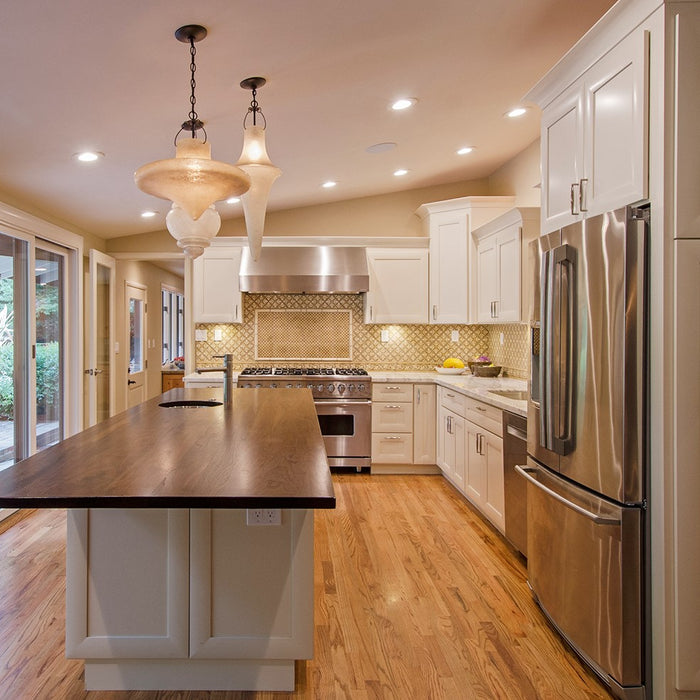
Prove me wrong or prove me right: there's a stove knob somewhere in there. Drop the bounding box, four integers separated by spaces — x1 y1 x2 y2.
316 384 324 392
296 382 303 389
255 382 263 389
347 384 356 393
270 382 277 389
337 383 346 394
357 383 366 392
243 382 252 388
286 382 294 389
307 383 315 390
327 383 335 393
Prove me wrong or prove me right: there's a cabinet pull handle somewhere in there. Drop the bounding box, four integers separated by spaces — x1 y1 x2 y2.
570 182 580 215
475 405 487 412
445 392 455 398
235 304 239 320
384 404 402 409
416 390 421 405
447 416 452 434
383 436 402 440
579 178 588 212
370 305 374 321
385 386 402 391
433 304 438 320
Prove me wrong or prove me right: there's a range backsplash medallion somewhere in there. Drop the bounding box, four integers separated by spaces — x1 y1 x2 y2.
195 294 528 378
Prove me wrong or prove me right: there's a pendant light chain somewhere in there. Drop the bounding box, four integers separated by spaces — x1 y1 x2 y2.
188 37 198 137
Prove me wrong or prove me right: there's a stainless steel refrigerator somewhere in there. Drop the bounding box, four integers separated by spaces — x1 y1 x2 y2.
518 204 649 700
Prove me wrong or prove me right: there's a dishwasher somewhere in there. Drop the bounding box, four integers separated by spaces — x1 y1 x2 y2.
503 411 528 556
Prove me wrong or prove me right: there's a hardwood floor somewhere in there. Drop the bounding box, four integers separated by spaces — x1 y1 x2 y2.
0 474 613 699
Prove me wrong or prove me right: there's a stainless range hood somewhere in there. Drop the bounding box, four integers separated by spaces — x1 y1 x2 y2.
239 246 369 294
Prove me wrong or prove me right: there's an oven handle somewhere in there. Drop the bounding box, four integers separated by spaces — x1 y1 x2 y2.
314 399 372 408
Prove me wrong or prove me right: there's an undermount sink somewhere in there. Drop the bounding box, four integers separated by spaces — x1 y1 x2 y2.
159 399 223 408
488 390 528 401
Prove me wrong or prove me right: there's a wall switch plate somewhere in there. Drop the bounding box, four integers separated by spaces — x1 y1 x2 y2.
195 329 207 342
500 332 505 345
213 328 223 341
451 330 459 342
380 330 389 342
114 341 119 353
246 509 282 526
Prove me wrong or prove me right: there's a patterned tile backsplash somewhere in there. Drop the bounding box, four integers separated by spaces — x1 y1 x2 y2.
195 294 529 378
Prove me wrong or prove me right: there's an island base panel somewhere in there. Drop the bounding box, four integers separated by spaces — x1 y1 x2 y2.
84 659 295 691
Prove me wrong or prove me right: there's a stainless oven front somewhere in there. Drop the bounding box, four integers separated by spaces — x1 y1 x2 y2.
314 399 371 471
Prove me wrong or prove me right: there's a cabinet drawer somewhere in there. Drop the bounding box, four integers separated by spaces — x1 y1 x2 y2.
439 387 468 417
372 383 413 402
465 397 502 436
371 433 413 464
372 402 413 432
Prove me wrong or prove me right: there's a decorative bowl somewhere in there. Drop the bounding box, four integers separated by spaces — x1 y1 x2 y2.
435 367 466 375
473 364 502 377
468 360 491 374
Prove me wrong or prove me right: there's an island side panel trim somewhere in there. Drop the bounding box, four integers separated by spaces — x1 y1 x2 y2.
66 508 190 658
189 508 314 659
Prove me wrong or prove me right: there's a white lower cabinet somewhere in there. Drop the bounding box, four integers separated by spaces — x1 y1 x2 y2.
371 382 436 470
436 387 505 532
66 507 313 691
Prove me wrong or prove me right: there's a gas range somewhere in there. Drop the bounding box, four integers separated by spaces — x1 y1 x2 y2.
237 367 371 399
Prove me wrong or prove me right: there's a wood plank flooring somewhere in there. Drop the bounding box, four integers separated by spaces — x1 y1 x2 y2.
0 474 613 699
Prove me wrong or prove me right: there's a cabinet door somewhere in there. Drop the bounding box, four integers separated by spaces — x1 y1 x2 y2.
192 246 242 323
541 84 585 232
464 422 487 506
413 384 436 464
476 235 498 323
584 29 648 217
429 210 469 324
190 509 313 660
495 226 521 322
365 249 428 323
66 509 189 659
483 433 505 532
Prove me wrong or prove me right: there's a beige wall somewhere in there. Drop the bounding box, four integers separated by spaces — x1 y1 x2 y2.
488 139 541 207
114 260 184 412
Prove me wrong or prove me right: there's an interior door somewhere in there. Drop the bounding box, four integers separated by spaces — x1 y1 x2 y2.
86 250 115 426
125 282 147 408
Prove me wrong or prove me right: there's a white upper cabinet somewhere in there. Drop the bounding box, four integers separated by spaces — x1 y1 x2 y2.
364 248 429 324
192 246 242 324
415 196 514 324
540 28 648 232
471 207 540 324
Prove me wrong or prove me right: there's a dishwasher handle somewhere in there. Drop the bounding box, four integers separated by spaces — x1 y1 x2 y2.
514 465 621 526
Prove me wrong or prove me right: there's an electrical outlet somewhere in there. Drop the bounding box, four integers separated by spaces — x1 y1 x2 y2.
380 329 389 342
195 329 207 342
246 508 282 526
451 330 459 342
213 328 223 341
500 332 505 346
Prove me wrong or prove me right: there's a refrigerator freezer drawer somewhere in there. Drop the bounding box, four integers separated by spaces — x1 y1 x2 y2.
520 459 643 692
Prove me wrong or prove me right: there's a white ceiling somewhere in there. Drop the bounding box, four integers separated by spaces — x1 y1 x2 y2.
0 0 616 241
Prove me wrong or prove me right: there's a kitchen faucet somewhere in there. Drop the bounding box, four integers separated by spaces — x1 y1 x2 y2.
196 354 233 406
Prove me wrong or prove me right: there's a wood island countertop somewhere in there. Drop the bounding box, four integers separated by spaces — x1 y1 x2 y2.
0 388 335 509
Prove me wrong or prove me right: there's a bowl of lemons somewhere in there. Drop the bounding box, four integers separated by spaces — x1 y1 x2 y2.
435 357 466 374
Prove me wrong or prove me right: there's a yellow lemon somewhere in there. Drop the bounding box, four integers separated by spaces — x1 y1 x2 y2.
443 357 464 369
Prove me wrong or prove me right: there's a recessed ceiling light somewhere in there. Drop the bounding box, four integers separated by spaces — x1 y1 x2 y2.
366 142 397 154
73 151 104 163
457 146 474 155
393 169 409 177
322 181 337 189
506 107 527 118
140 210 158 218
226 197 241 204
391 98 417 111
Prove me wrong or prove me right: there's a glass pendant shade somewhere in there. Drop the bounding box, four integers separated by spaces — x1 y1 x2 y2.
135 138 251 222
236 125 281 261
165 203 222 259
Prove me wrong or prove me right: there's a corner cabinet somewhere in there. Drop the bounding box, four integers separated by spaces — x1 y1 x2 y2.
538 28 648 233
371 382 436 472
192 246 243 323
436 387 505 533
415 196 515 324
472 207 540 323
364 248 429 324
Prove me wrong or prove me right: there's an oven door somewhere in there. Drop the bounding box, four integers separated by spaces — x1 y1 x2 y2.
315 399 371 470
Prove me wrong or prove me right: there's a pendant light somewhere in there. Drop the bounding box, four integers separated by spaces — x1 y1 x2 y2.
236 77 282 261
134 25 251 259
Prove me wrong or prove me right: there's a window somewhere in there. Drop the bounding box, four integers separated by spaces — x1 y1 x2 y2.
162 288 184 364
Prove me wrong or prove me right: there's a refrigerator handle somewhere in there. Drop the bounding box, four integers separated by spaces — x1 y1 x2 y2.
515 465 621 525
541 244 576 456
